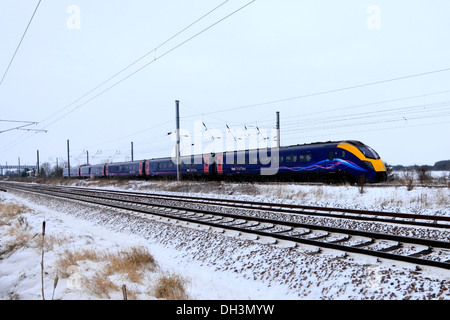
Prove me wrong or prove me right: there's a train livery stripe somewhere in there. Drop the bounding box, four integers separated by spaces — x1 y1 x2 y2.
279 159 367 173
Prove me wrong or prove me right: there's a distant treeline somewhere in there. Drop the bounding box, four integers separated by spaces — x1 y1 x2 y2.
392 160 450 171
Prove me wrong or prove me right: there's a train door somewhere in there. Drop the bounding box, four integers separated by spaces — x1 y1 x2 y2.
204 156 210 174
216 154 223 175
328 151 334 163
145 161 150 176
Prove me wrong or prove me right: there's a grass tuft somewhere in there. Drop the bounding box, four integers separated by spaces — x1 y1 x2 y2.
56 246 159 298
154 274 190 300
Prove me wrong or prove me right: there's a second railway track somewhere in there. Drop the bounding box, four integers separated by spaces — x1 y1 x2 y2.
2 181 450 270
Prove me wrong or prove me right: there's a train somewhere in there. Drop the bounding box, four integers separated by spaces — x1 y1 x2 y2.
63 140 387 183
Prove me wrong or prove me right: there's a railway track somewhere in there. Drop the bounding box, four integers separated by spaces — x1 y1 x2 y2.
2 181 450 270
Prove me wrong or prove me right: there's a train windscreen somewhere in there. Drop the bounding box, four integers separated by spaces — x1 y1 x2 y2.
358 145 380 159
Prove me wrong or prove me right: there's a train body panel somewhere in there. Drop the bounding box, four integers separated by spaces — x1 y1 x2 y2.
63 167 80 178
90 165 106 177
106 161 145 177
147 156 206 178
79 165 106 178
214 141 386 182
80 166 90 177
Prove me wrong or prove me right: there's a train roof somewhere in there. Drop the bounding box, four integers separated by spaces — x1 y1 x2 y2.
284 140 366 148
146 140 372 160
105 161 143 165
70 141 375 166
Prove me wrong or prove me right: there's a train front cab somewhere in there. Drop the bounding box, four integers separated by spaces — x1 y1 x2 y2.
337 141 386 182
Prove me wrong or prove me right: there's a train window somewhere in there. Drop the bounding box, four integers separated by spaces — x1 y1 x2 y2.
299 153 312 162
272 155 279 164
358 146 380 159
342 151 346 158
226 152 236 165
285 155 297 163
329 152 334 161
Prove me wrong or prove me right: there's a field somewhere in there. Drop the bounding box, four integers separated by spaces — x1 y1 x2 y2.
0 175 449 300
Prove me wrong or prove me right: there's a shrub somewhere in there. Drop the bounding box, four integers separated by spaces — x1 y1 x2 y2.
154 274 189 300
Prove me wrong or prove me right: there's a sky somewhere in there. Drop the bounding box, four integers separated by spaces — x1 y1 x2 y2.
0 0 449 169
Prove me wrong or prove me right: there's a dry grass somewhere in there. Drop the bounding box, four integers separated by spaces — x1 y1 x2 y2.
0 203 36 259
56 246 159 298
1 229 35 259
56 249 100 277
83 273 120 299
105 246 157 283
0 203 29 226
56 246 192 299
1 200 191 300
154 273 190 300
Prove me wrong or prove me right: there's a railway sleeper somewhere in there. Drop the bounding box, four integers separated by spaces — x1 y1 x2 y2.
271 226 294 234
351 238 376 248
326 235 352 244
378 242 403 252
306 232 330 240
227 220 248 226
196 214 216 221
408 246 433 258
248 223 275 231
216 218 236 225
286 229 312 237
241 221 260 228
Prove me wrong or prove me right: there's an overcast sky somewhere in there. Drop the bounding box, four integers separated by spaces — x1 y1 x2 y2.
1 0 449 169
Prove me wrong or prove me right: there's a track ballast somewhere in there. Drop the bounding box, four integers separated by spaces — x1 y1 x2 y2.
2 181 450 270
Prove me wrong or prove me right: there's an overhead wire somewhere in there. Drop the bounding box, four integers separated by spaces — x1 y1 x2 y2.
182 68 450 119
0 0 257 155
39 0 232 127
3 2 450 163
280 101 450 129
0 0 42 87
38 0 256 130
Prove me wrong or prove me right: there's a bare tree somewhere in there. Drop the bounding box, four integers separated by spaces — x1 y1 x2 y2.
415 165 432 184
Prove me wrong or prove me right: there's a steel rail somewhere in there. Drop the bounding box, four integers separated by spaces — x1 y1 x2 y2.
3 182 450 270
35 183 450 229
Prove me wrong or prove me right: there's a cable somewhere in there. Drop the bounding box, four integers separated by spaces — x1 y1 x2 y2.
39 0 251 129
284 120 450 143
0 0 42 87
183 68 450 118
281 101 450 128
0 119 40 134
43 0 256 129
0 1 256 154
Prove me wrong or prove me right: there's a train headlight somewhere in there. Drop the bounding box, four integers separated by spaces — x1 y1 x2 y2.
363 161 375 171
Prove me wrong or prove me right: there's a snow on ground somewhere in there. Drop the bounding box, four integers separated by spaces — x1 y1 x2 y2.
86 178 449 215
0 179 449 300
